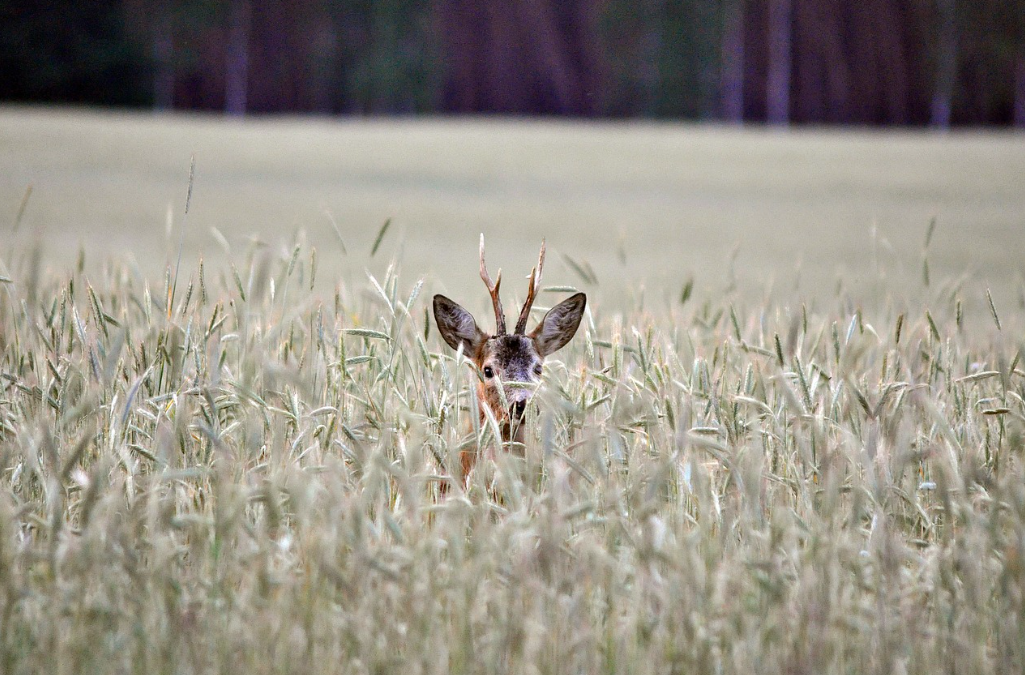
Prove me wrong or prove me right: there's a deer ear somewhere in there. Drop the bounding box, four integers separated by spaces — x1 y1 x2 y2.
530 293 586 357
433 295 486 355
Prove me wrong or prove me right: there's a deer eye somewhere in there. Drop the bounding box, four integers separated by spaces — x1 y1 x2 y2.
483 366 494 379
533 364 543 376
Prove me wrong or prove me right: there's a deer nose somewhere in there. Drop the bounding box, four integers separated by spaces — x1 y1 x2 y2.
512 400 527 420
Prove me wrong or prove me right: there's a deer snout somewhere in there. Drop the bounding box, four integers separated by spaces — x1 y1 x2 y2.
511 400 527 420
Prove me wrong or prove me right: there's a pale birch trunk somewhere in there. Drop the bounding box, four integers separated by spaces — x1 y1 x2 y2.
930 0 957 129
225 0 252 116
720 0 744 123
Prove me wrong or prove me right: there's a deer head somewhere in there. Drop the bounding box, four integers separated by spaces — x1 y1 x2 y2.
433 236 586 476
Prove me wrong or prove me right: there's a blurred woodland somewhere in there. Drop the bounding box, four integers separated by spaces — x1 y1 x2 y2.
2 0 1024 126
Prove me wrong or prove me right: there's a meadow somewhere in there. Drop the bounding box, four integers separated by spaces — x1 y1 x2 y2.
1 108 1024 673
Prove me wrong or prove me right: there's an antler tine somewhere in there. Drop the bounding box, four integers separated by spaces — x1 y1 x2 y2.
514 239 546 334
479 234 507 334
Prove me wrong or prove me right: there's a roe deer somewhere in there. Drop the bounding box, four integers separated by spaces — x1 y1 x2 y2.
433 235 586 484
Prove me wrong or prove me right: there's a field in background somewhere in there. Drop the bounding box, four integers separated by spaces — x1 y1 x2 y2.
1 108 1025 673
2 107 1024 316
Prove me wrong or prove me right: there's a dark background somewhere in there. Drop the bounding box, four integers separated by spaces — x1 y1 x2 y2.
2 0 1024 127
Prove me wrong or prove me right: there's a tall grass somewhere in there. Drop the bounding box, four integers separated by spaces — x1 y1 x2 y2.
1 234 1023 674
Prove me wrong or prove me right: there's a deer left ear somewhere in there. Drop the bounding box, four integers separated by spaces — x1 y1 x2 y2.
433 294 486 356
530 293 586 357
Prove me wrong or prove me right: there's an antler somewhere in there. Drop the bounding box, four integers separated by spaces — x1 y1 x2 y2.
514 239 545 334
479 234 506 335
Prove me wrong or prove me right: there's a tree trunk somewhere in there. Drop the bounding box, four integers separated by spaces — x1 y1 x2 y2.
151 5 174 111
766 0 792 126
720 0 744 123
1015 55 1025 128
517 0 577 115
819 0 850 122
875 0 911 124
309 21 338 114
930 0 957 129
638 0 667 118
225 0 252 116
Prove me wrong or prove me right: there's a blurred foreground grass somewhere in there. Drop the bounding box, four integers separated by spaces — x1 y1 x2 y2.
1 225 1024 673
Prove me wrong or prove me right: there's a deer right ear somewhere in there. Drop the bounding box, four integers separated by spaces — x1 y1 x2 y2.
433 295 486 356
530 292 586 357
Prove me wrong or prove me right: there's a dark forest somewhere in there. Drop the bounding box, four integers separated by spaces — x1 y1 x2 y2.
2 0 1024 126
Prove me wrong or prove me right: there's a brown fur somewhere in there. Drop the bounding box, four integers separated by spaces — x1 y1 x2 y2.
433 291 586 484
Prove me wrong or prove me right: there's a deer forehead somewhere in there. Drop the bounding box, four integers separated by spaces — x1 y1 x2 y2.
481 335 541 370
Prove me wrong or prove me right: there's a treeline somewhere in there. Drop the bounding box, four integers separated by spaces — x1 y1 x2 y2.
2 0 1024 126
